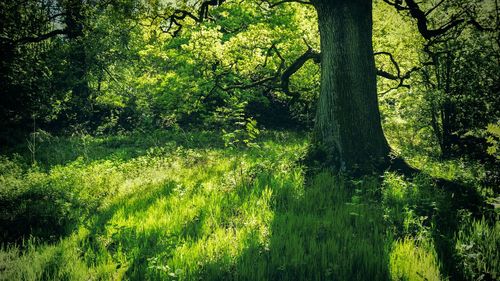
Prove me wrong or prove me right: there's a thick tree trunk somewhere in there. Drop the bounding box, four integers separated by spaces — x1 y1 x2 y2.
311 0 390 173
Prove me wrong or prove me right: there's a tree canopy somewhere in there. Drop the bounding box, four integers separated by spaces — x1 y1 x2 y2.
0 0 499 163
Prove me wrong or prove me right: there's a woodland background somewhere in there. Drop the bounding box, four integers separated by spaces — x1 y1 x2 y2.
0 0 498 280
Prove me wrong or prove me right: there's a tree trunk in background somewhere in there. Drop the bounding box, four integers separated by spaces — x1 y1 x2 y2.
64 0 90 126
311 0 390 173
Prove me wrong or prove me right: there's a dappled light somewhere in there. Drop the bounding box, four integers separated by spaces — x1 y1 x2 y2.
1 0 498 280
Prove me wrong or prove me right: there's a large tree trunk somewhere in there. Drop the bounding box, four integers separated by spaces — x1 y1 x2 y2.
311 0 390 173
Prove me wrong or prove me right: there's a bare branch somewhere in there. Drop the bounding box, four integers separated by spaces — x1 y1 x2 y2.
376 69 399 81
375 51 401 79
162 0 226 36
375 51 430 94
467 17 496 32
219 76 276 91
280 46 320 99
404 0 464 40
261 0 312 8
219 44 320 101
424 0 446 16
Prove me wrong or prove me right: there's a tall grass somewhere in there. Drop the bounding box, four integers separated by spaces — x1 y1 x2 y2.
0 130 496 280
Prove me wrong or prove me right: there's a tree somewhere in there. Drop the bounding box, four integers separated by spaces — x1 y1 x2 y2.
0 0 140 135
4 0 495 173
418 1 499 159
0 0 89 134
61 0 91 127
309 0 390 173
293 0 495 172
0 0 61 143
161 0 392 173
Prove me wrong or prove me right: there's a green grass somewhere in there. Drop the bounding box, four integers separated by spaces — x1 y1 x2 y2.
389 238 442 281
0 131 497 280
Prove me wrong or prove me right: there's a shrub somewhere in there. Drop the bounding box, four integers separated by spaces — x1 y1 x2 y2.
0 156 119 242
486 123 500 160
0 157 80 242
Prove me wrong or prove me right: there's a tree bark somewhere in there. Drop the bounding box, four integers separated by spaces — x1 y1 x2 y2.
310 0 390 173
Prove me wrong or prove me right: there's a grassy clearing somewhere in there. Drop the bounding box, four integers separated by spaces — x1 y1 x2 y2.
0 131 497 280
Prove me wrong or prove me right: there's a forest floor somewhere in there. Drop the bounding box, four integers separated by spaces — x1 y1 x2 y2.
0 131 497 280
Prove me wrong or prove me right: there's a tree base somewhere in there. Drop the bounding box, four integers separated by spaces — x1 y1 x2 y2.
302 142 420 179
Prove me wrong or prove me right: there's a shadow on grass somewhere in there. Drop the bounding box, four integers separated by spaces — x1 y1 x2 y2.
388 161 495 281
265 173 389 280
110 166 491 281
81 180 179 277
197 172 391 281
73 160 390 280
5 130 225 170
5 147 492 280
422 177 493 281
80 174 220 280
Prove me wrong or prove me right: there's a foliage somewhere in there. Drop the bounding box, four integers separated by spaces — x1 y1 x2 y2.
380 159 498 281
2 0 497 159
455 216 499 281
216 98 261 148
0 155 119 242
0 0 498 280
486 123 500 160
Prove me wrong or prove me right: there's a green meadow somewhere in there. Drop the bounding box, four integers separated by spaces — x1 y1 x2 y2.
1 131 497 280
2 0 499 280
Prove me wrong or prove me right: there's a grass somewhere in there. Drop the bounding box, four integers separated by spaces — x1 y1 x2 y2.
389 238 442 281
0 130 497 280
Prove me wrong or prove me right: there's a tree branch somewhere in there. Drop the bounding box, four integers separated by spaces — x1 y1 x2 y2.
280 46 320 99
424 0 446 16
404 0 464 40
9 29 68 45
162 0 226 36
261 0 312 8
375 51 401 78
219 44 320 101
219 76 276 91
374 51 429 94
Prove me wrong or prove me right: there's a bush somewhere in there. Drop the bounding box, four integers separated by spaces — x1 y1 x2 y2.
486 123 500 161
0 155 119 242
0 157 79 242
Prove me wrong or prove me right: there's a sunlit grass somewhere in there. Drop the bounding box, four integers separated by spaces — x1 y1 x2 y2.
0 131 495 280
390 238 443 281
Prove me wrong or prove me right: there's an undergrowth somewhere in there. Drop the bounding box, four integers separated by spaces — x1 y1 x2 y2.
0 130 497 280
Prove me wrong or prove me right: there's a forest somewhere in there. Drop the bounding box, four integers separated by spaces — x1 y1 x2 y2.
0 0 499 280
